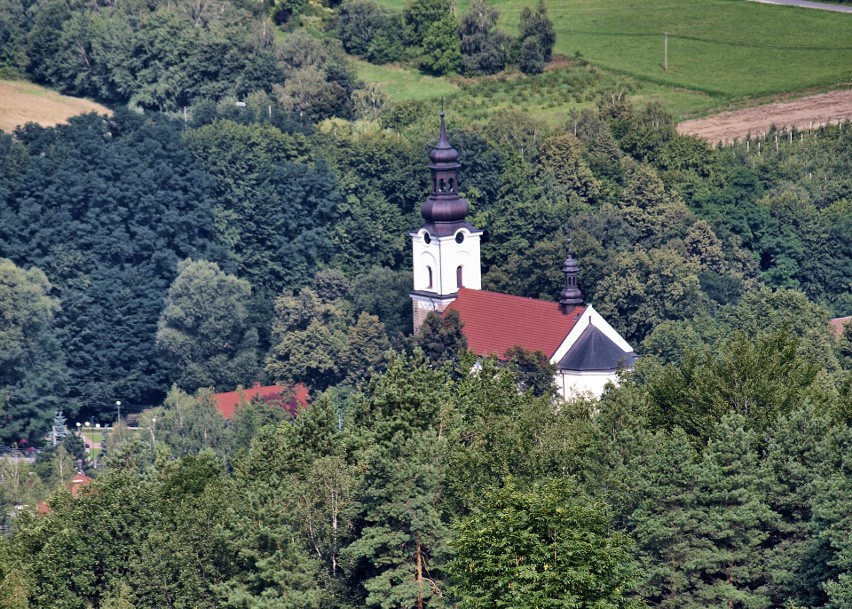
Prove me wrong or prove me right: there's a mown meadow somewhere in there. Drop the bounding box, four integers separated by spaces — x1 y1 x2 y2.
368 0 852 119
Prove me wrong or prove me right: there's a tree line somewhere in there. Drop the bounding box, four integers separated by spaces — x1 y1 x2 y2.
335 0 556 76
1 306 851 608
0 0 555 119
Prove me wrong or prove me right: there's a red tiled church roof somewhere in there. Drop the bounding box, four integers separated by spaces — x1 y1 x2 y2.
212 383 310 420
445 288 585 358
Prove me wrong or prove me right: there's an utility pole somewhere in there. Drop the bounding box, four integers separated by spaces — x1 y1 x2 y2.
664 32 668 71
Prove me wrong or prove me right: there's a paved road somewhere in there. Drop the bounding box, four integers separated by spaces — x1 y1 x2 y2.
751 0 852 13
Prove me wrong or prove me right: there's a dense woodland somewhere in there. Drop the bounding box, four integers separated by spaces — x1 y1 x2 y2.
1 0 852 607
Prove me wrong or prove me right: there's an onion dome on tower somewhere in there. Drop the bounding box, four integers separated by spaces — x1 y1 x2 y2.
420 112 475 236
559 238 583 313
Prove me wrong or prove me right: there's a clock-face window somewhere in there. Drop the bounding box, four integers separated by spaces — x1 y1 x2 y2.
455 232 464 244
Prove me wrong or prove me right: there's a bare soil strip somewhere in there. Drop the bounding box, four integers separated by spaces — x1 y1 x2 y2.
0 80 111 133
678 89 852 143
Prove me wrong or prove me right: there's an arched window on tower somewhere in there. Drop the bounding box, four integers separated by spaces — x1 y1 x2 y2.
449 178 455 192
427 266 433 289
456 265 463 288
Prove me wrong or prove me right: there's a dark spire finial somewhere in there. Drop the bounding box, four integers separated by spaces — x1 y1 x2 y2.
422 112 468 225
559 236 583 313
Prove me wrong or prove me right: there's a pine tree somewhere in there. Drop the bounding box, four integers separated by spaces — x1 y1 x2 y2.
629 428 704 607
52 410 68 445
691 415 778 608
811 424 852 609
762 405 835 607
343 312 391 385
342 353 451 608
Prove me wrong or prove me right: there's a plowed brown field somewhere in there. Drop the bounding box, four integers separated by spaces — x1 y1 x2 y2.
678 90 852 143
0 80 111 133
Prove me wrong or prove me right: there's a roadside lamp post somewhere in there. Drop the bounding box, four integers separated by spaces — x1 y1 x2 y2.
116 401 121 424
84 422 91 464
94 423 101 467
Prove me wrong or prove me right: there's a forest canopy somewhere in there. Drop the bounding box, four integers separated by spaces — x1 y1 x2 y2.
0 0 851 607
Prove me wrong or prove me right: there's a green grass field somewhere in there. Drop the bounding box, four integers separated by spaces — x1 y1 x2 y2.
368 0 852 119
354 60 461 100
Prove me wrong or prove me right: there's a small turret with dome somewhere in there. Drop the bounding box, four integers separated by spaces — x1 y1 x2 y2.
559 238 583 313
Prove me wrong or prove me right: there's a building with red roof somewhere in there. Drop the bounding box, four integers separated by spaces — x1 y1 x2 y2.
830 315 851 338
212 383 310 420
410 115 636 398
37 472 93 515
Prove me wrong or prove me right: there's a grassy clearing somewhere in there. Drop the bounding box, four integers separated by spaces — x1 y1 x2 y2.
0 79 111 133
370 0 852 119
354 59 461 100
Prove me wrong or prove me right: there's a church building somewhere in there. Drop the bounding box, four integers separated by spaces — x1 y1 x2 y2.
410 114 637 399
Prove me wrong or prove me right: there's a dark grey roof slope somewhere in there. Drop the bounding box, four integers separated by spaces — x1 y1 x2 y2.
557 323 638 372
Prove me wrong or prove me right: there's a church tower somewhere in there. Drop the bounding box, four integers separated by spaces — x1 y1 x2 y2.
410 113 482 333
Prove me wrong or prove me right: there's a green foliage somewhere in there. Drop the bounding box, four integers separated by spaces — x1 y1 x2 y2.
0 0 28 72
0 536 29 609
266 288 349 391
1 111 219 412
25 0 284 112
344 352 450 608
648 330 821 440
419 15 461 75
0 259 68 443
157 259 260 393
415 309 468 366
504 345 556 397
229 396 291 455
517 1 555 68
762 405 836 607
269 0 308 24
536 133 600 202
450 478 639 609
459 0 511 76
337 0 386 56
402 0 451 46
0 454 45 529
343 312 391 384
154 387 231 458
518 34 547 75
352 267 413 339
183 119 338 293
594 248 707 346
444 357 582 512
337 0 407 64
630 416 779 608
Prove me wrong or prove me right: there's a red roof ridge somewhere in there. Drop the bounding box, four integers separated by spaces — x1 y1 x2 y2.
830 315 852 338
212 383 310 420
446 288 585 358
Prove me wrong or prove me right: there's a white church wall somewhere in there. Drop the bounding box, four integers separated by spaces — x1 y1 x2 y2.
556 370 619 400
411 227 482 295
